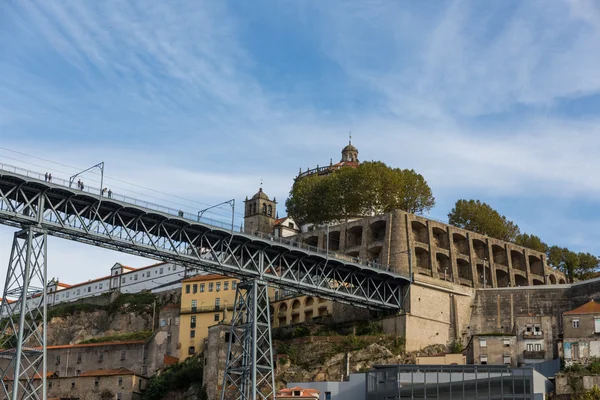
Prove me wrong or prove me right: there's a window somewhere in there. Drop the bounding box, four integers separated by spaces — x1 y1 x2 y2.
76 289 80 295
503 356 511 364
191 300 197 312
48 381 53 388
99 283 102 289
527 344 533 351
200 284 205 293
55 355 60 365
214 313 220 322
98 352 104 362
535 344 542 351
188 346 195 355
173 265 176 271
209 283 214 292
76 352 82 363
118 377 123 386
175 317 180 325
325 392 332 400
232 281 237 290
262 204 267 215
225 332 230 342
71 382 75 389
503 339 511 347
76 370 80 376
573 319 580 328
134 274 138 281
216 282 221 292
121 350 126 360
160 267 164 274
66 292 70 298
117 394 122 400
595 318 600 333
289 222 294 229
88 287 92 292
190 330 196 338
480 355 487 365
224 282 229 291
215 298 221 309
191 316 197 328
534 325 542 335
186 285 190 294
268 205 273 217
479 339 487 348
193 284 198 294
94 378 99 387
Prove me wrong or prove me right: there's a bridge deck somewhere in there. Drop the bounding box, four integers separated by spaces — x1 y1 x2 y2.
0 163 410 309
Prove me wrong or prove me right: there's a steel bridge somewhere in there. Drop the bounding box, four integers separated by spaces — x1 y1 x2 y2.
0 163 411 400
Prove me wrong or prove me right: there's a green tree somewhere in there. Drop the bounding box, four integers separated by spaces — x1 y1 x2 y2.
574 385 600 400
286 161 435 226
547 246 599 282
447 200 520 242
515 233 548 253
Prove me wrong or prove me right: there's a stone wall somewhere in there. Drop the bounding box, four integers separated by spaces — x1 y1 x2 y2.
293 210 566 288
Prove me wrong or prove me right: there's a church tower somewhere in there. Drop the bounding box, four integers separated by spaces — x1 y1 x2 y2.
341 138 359 163
244 187 277 235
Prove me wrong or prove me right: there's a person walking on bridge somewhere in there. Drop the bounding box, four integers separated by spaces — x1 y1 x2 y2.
48 173 52 182
44 172 48 182
77 179 82 189
108 189 112 198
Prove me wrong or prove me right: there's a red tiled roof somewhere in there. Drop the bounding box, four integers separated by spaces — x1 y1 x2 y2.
57 283 72 288
43 340 146 350
183 274 231 283
121 265 137 271
274 217 287 226
564 300 600 315
79 367 135 377
164 354 179 366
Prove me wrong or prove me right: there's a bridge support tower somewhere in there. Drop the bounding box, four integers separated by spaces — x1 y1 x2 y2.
0 226 48 400
221 279 275 400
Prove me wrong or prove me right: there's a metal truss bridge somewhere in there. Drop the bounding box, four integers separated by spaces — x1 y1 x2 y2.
0 163 411 400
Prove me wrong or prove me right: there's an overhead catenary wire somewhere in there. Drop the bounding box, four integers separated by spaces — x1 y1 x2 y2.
0 147 246 220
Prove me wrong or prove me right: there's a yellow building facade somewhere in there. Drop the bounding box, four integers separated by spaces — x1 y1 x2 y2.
271 295 333 328
179 274 239 360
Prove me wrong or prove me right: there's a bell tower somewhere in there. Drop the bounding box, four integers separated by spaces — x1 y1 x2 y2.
341 134 359 163
244 187 277 235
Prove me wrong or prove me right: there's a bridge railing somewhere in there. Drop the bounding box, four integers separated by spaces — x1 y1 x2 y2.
0 162 403 277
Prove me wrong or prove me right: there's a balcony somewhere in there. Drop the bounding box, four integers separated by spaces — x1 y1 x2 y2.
523 350 546 360
180 304 234 314
523 330 543 339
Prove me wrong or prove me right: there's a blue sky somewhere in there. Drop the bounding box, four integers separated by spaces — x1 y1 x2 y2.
2 0 600 285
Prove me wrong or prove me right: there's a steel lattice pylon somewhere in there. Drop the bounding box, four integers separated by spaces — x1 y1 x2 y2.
221 280 275 400
0 226 48 400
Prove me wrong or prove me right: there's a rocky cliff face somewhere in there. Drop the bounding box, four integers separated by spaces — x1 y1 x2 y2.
47 309 152 345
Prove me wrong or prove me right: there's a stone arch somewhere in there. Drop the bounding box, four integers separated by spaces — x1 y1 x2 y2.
514 274 528 287
457 259 471 280
477 263 492 287
436 253 451 281
559 278 566 284
473 239 488 260
412 221 429 244
369 220 387 242
453 233 469 256
529 255 544 276
533 278 544 286
549 275 557 284
291 299 301 310
327 231 341 251
279 302 288 313
347 226 363 247
303 235 318 247
511 250 526 272
492 245 507 266
496 269 510 287
432 227 449 250
304 297 314 307
415 247 430 274
367 245 383 264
